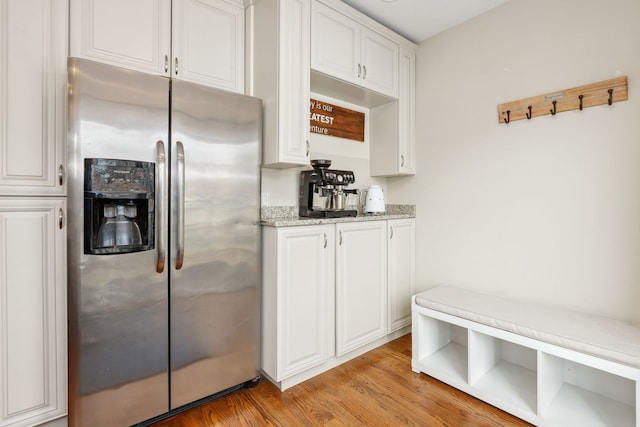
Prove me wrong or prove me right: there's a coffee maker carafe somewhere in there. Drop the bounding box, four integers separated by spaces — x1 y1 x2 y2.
84 158 155 255
299 159 358 218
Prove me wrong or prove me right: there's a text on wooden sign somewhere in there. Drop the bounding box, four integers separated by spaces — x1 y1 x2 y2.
310 99 365 142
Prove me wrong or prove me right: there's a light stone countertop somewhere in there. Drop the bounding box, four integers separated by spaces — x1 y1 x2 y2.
261 205 415 227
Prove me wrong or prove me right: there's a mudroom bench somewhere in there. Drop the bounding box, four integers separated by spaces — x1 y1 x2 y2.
411 286 640 427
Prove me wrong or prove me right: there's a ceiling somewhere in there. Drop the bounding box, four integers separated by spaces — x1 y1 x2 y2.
340 0 510 43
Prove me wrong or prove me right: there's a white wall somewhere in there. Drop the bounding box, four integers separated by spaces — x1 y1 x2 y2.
262 94 387 206
388 0 640 322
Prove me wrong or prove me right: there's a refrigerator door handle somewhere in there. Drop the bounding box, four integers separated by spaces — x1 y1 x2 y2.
156 140 167 273
175 140 185 270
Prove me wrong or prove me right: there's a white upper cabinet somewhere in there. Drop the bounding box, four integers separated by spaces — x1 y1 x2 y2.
397 45 416 175
251 0 311 167
172 0 244 90
70 0 244 92
370 43 416 177
70 0 172 75
360 28 399 98
0 0 67 196
311 1 398 98
311 3 359 85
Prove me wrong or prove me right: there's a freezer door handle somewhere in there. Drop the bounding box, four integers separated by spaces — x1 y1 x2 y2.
175 140 185 270
156 140 167 273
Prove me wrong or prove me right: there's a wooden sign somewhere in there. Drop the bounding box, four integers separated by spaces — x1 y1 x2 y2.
310 99 365 142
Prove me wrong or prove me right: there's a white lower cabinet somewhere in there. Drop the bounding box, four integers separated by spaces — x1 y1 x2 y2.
413 311 640 427
263 218 413 390
262 225 334 382
335 221 387 356
0 198 67 427
387 219 415 333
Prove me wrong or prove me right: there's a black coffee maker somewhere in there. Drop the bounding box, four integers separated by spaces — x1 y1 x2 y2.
299 159 358 218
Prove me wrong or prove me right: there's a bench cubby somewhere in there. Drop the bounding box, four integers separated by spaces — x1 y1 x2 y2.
469 331 537 415
412 286 640 427
414 314 468 384
539 352 636 427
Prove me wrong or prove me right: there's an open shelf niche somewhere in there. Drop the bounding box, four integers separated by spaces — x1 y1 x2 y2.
539 353 636 427
414 314 467 385
469 332 537 416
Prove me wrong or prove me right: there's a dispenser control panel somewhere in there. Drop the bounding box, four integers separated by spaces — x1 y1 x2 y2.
86 158 154 196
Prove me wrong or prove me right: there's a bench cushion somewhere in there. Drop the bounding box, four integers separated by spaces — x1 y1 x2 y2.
415 286 640 369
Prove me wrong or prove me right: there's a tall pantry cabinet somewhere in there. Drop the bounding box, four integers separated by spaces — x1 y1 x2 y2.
0 1 68 427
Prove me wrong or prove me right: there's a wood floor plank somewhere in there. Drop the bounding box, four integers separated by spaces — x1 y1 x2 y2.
152 334 532 426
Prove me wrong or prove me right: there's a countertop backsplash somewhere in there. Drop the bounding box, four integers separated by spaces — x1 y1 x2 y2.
261 204 415 227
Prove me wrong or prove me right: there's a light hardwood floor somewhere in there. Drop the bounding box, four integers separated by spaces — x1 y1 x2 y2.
152 334 531 426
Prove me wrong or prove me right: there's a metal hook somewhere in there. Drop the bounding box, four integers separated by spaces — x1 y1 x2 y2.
550 100 557 115
526 105 532 119
503 110 510 124
608 89 613 105
578 95 584 111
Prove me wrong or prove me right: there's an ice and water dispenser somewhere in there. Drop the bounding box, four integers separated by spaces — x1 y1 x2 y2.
84 158 155 255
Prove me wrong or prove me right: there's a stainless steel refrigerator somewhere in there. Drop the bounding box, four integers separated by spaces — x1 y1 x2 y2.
67 58 262 427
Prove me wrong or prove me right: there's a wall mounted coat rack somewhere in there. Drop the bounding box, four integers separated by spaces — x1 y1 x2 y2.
498 76 628 124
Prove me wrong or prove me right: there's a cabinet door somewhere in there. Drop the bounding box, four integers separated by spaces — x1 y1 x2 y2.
276 226 334 379
276 0 311 165
253 0 311 167
369 44 415 177
0 198 67 427
311 1 360 86
361 28 398 98
398 46 416 174
0 0 67 196
70 0 172 76
387 219 415 332
335 221 387 356
172 0 244 92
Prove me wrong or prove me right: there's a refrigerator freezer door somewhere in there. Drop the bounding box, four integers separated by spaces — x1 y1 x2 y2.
169 80 262 409
67 58 170 427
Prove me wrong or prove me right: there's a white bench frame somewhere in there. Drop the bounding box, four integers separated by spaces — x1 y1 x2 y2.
412 295 640 427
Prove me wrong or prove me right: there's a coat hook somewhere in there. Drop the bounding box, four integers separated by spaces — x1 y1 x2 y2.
550 100 557 115
578 95 584 111
608 89 613 105
503 110 510 124
526 105 532 119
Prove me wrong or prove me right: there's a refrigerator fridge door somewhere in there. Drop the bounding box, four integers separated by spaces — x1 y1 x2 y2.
169 80 262 408
67 58 170 427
